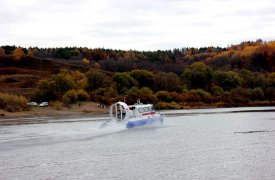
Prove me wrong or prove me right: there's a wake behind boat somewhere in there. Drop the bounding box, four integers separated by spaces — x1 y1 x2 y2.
100 101 163 129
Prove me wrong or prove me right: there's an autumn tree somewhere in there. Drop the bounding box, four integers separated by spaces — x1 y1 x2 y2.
82 58 89 66
252 44 274 71
0 48 5 55
124 51 138 60
69 70 88 90
27 48 34 56
205 51 233 70
12 47 25 61
86 49 107 61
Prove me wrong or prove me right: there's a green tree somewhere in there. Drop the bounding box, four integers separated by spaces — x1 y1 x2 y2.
126 87 156 104
76 89 90 101
155 72 180 91
214 71 242 91
112 72 138 93
37 73 74 100
62 89 78 104
85 69 111 91
238 69 267 89
37 80 57 101
51 74 74 99
129 69 155 89
181 62 213 90
92 87 118 104
156 91 172 102
55 48 79 59
267 72 275 87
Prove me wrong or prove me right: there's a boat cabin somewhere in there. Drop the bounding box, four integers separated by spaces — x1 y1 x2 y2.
109 102 155 122
129 103 155 117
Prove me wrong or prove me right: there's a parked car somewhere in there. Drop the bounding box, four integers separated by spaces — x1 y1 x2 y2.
27 102 37 106
39 102 48 107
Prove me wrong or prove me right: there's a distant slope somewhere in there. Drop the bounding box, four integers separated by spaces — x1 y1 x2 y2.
0 55 88 96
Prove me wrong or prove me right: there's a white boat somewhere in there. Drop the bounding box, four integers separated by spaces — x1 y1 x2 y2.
101 101 163 129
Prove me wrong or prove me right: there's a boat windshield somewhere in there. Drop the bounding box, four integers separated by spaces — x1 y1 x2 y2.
138 106 153 113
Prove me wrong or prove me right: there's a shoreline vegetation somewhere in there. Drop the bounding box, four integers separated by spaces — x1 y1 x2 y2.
0 40 274 122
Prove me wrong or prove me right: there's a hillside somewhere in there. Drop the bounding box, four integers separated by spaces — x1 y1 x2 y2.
0 41 274 114
0 55 88 96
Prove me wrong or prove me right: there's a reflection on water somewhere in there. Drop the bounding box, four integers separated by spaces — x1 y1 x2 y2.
0 107 275 180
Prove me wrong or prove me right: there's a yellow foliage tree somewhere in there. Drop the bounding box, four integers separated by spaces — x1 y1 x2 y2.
267 41 275 49
71 70 88 89
82 58 89 66
240 46 258 57
27 48 34 56
13 48 25 61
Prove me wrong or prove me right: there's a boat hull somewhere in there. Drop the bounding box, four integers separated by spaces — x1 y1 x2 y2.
126 114 163 129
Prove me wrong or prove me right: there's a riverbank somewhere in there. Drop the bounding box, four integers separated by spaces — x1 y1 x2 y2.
0 102 109 125
1 101 274 126
1 101 274 118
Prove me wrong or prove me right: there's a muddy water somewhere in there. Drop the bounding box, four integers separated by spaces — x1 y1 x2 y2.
1 107 275 180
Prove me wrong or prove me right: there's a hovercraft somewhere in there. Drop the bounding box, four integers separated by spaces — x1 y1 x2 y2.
101 101 163 129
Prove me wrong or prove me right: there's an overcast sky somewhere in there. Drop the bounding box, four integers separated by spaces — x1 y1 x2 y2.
0 0 275 50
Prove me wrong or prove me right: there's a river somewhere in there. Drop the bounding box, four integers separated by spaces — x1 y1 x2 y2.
1 106 275 180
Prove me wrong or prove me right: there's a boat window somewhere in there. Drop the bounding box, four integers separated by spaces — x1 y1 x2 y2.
144 107 151 112
138 108 144 113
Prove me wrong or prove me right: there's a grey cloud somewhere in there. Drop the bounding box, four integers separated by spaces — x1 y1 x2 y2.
1 0 274 50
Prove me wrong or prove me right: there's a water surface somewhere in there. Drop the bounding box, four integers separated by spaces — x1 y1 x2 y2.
1 107 275 179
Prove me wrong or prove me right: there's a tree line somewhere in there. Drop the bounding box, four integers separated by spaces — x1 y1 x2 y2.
33 63 274 109
0 39 274 111
1 39 274 74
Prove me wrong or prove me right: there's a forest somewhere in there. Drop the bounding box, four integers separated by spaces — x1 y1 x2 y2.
0 39 274 112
